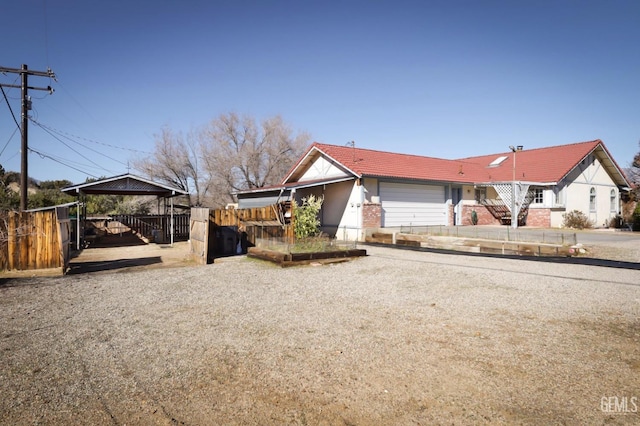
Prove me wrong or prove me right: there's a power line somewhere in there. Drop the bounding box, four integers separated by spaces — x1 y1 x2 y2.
30 118 130 167
28 147 99 179
0 127 19 158
32 120 113 173
42 0 52 72
30 118 153 154
0 84 21 133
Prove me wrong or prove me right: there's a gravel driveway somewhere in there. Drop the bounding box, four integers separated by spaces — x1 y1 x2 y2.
1 245 639 425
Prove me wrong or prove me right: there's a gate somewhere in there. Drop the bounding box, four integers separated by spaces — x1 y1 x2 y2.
189 205 293 264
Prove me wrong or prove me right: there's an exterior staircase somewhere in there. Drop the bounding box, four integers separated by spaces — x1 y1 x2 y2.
480 191 534 226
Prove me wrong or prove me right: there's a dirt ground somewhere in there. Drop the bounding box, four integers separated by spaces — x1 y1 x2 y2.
1 231 639 425
1 233 639 424
67 232 198 275
1 232 198 279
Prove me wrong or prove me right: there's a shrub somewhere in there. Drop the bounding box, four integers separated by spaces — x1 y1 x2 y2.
606 215 624 229
293 195 323 239
633 204 640 231
562 210 594 229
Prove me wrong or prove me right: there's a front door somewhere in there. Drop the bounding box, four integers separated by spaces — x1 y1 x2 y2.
452 187 463 226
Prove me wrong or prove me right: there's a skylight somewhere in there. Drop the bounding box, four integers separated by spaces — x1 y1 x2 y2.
488 155 508 167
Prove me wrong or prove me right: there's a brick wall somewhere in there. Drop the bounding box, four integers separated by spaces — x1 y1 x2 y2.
362 202 382 229
525 208 551 227
461 205 501 226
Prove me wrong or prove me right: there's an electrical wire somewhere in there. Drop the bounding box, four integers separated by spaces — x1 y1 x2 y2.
30 118 132 167
0 75 21 100
42 0 51 76
28 147 99 178
30 118 153 155
0 127 19 158
0 85 22 134
31 120 114 173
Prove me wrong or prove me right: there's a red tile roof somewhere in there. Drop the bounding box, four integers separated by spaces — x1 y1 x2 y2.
286 139 628 186
456 140 604 183
288 143 482 183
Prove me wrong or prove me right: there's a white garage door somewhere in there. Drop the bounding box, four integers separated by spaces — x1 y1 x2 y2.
379 182 446 227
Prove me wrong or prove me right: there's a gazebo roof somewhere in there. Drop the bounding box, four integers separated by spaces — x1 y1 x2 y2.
62 174 188 197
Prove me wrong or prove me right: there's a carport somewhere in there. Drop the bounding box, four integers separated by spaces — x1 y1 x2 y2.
62 173 189 249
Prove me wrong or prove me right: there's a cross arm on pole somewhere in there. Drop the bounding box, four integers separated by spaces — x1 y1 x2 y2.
0 83 54 93
0 66 56 80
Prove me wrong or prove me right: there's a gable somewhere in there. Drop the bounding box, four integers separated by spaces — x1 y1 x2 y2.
564 152 619 187
298 156 350 181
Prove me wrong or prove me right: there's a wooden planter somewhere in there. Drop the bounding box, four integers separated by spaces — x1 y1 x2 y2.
247 247 367 267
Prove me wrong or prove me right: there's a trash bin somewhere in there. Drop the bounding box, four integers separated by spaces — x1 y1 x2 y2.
152 229 164 243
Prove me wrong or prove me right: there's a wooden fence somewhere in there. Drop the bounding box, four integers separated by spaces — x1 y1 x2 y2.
0 207 70 273
189 208 210 265
190 205 293 264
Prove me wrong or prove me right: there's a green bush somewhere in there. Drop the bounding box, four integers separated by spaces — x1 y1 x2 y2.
293 195 323 239
562 210 594 230
633 204 640 231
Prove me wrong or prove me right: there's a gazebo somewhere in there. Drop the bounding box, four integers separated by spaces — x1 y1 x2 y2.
62 174 189 247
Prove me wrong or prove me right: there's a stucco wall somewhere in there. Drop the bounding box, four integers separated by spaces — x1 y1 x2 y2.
562 154 619 227
362 177 379 201
550 209 566 228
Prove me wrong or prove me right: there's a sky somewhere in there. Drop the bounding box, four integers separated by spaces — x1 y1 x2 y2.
1 0 639 185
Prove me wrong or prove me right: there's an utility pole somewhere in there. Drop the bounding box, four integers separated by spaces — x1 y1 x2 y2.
0 64 56 210
508 145 523 229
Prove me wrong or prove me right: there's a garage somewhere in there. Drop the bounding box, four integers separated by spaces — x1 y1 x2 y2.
379 182 447 227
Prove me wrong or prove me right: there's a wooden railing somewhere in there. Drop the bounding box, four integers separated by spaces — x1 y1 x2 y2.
110 214 190 242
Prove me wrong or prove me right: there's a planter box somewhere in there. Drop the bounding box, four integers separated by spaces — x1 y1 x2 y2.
248 247 367 267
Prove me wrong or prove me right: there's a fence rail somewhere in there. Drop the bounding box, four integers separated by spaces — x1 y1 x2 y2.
109 214 190 242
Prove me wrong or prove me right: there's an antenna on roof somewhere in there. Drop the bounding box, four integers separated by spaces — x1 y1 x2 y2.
346 140 355 162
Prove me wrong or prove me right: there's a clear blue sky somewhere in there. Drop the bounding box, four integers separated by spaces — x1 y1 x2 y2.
1 0 639 185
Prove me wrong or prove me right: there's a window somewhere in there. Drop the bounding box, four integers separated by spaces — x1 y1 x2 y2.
610 189 617 212
554 187 565 206
532 188 543 204
475 187 486 203
589 187 596 212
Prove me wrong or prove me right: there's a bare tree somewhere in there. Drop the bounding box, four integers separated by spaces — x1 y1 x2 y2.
134 114 310 208
133 127 208 206
199 113 310 207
